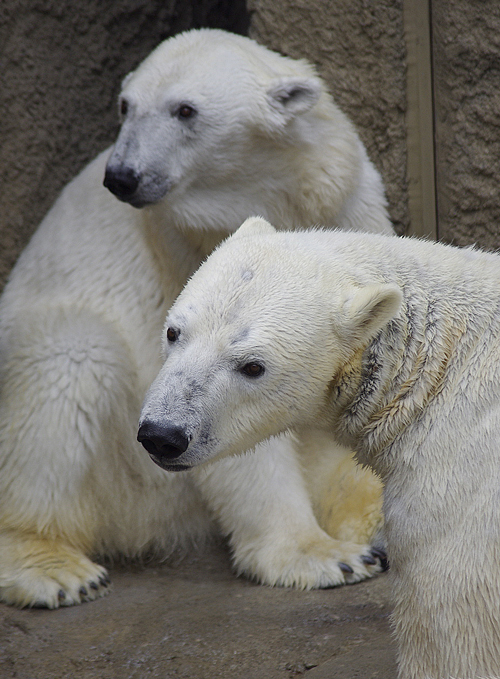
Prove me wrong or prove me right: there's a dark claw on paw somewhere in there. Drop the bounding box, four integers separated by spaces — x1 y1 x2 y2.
89 581 99 591
361 554 376 566
99 576 109 588
79 586 88 598
370 547 389 571
338 562 354 574
58 589 66 601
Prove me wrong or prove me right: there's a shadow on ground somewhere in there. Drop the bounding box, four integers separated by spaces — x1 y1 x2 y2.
0 542 397 678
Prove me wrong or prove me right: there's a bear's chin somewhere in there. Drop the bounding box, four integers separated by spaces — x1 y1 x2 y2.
117 194 161 209
147 453 192 473
110 182 171 209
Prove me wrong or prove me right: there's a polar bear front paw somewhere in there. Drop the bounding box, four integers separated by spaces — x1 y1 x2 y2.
232 531 387 590
0 532 111 609
335 545 388 585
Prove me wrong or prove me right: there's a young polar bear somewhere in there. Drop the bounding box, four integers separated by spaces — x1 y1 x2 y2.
139 217 500 679
0 29 390 608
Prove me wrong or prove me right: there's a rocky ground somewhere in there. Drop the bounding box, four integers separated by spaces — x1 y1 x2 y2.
0 541 397 679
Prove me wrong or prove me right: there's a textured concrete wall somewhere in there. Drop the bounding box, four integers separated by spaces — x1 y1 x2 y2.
248 0 409 237
0 0 249 287
432 1 500 248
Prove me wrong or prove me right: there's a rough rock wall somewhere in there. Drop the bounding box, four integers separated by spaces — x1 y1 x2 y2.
0 0 249 287
248 0 409 237
432 1 500 247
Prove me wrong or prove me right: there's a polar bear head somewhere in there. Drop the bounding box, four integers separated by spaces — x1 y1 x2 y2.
103 29 366 233
104 29 323 209
138 217 401 471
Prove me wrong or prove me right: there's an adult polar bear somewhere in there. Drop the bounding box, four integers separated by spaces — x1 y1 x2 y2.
139 217 500 679
0 29 391 609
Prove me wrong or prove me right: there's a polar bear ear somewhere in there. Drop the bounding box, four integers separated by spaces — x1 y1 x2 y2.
340 284 402 346
231 217 277 240
266 77 322 122
120 70 135 90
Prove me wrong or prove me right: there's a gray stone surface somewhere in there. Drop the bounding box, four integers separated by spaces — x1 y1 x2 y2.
0 543 397 679
432 1 500 248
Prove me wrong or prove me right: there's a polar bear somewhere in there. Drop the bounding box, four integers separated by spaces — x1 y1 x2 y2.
0 29 391 609
139 216 500 679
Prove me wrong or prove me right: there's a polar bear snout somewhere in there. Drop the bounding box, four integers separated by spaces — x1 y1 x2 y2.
103 165 140 202
137 420 192 469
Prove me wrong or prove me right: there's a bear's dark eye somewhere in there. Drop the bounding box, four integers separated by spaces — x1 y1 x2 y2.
120 99 128 116
166 327 180 342
178 105 195 119
240 362 265 378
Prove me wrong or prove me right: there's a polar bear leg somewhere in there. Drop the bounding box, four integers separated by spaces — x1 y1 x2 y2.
0 307 136 607
0 530 110 608
194 434 385 589
297 429 384 546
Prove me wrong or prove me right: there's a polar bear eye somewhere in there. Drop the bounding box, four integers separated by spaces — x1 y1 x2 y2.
240 362 265 378
178 105 195 119
166 327 180 342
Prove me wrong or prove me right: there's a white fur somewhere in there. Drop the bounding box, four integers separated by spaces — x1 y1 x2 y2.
144 217 500 679
0 29 391 608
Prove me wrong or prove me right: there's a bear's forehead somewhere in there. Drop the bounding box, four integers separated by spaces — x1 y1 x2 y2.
187 248 319 304
126 31 314 99
134 45 248 86
125 57 259 111
229 326 251 346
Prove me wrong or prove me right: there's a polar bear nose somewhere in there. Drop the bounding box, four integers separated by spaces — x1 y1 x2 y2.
103 166 140 200
137 420 191 462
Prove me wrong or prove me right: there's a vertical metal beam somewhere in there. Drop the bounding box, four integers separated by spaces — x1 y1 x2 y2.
403 0 437 240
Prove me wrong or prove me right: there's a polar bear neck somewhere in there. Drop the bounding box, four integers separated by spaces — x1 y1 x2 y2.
349 297 457 470
140 205 230 295
324 238 500 479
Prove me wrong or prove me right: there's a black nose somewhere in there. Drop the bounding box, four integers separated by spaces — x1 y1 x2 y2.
137 421 191 462
103 166 140 200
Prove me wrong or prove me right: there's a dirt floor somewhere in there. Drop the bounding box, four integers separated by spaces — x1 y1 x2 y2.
0 541 397 679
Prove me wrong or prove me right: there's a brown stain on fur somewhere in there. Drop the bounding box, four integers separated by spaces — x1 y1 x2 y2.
363 314 468 463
